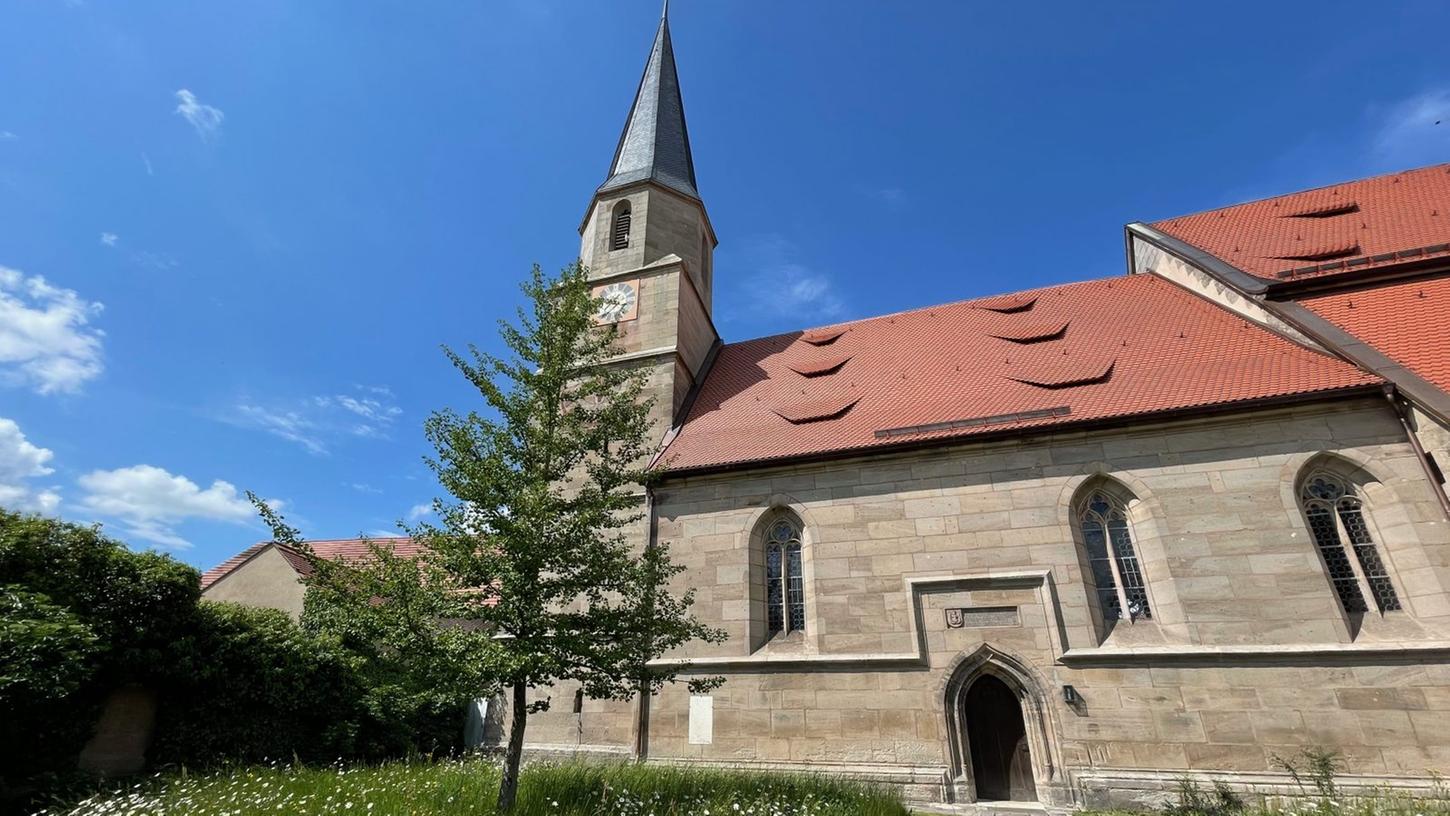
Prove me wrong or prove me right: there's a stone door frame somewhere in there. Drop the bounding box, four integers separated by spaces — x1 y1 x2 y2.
941 644 1067 806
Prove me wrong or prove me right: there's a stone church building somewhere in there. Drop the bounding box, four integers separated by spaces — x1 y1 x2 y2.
203 8 1450 810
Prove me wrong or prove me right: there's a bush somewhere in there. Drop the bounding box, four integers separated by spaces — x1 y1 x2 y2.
0 510 199 808
152 599 466 766
0 587 98 708
149 601 367 766
0 509 200 685
0 586 102 810
1 507 475 813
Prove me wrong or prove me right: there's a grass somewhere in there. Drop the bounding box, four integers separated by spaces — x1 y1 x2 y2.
34 757 910 816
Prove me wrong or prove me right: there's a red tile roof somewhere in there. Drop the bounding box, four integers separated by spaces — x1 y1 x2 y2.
1300 274 1450 394
1152 163 1450 282
656 274 1379 473
200 536 423 590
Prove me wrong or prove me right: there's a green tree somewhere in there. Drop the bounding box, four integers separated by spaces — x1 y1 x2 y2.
258 262 723 812
250 499 495 758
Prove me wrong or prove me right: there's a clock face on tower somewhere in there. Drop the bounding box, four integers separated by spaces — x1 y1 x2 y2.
593 280 639 323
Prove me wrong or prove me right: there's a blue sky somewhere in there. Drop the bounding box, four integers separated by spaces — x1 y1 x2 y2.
1 0 1447 569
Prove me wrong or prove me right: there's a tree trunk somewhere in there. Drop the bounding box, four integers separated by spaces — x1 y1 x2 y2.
496 681 529 813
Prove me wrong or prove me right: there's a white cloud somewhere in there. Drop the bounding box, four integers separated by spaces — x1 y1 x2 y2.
0 265 105 395
77 464 260 550
407 502 433 520
0 131 16 141
100 232 119 247
235 404 326 454
334 395 402 425
141 153 154 176
174 89 224 141
1371 88 1449 169
738 235 846 323
131 251 178 272
230 386 402 454
873 187 906 209
0 417 61 514
350 482 383 494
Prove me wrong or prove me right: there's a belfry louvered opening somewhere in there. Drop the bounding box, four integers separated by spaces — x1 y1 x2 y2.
611 202 632 251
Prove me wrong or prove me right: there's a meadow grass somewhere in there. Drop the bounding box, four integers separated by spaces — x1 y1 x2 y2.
36 757 910 816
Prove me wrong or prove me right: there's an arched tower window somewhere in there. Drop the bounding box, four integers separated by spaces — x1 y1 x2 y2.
764 516 805 635
1076 488 1151 626
1299 471 1401 613
610 201 631 251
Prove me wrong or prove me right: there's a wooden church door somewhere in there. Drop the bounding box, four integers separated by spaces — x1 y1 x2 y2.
964 674 1037 802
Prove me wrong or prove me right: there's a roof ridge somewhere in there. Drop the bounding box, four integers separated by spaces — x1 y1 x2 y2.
723 274 1146 350
1153 161 1450 225
278 535 413 544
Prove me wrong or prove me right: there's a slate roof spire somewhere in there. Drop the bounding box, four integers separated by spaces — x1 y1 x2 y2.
598 3 699 200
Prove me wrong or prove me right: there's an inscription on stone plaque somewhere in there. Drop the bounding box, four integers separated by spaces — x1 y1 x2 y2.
944 605 1020 628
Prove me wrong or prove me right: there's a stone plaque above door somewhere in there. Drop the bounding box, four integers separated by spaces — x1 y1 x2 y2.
945 605 1021 629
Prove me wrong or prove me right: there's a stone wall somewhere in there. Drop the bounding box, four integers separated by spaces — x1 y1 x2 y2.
627 397 1450 805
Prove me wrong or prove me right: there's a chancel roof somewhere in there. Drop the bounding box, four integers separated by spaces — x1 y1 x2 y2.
1152 163 1450 283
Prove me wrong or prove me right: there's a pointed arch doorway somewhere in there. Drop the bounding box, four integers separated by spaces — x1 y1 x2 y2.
963 675 1035 801
943 646 1056 805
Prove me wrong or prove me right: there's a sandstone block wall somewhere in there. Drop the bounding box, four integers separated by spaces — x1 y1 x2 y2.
626 398 1450 805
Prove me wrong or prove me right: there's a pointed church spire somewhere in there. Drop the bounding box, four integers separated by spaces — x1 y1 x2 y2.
598 7 699 200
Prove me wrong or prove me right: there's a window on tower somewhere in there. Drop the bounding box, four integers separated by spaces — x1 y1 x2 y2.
611 201 631 251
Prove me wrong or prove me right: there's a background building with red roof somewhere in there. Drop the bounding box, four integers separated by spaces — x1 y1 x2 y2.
201 8 1450 809
201 536 423 618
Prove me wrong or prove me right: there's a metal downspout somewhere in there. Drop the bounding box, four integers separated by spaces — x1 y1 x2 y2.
1384 385 1450 522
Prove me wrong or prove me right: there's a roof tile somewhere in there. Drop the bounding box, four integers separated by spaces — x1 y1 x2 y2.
1153 163 1450 281
1301 274 1450 393
657 275 1377 472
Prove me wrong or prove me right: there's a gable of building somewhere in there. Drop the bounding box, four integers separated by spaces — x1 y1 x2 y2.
199 536 425 618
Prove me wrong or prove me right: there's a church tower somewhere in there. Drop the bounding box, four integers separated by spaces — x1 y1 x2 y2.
580 4 718 445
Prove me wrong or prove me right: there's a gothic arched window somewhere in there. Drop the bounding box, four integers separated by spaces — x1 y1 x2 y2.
764 516 805 635
610 201 631 251
1077 489 1151 625
1299 471 1401 613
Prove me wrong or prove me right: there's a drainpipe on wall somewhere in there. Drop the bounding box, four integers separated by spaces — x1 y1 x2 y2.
1383 385 1450 522
633 485 656 760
